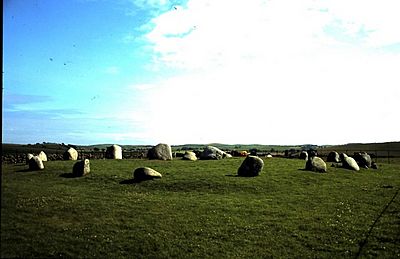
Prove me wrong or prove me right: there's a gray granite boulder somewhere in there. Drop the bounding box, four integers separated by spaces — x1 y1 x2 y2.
327 151 340 163
305 156 327 172
72 159 90 177
200 146 229 160
133 167 162 181
105 144 123 159
238 155 264 177
182 151 197 161
29 156 44 170
341 154 360 171
353 152 372 168
147 143 173 160
64 147 78 160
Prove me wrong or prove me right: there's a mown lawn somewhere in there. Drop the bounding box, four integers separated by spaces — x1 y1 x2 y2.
1 158 399 258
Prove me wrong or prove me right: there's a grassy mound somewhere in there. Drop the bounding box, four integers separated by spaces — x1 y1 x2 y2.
2 158 399 258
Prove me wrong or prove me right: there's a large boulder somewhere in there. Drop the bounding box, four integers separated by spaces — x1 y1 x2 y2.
238 155 264 177
305 156 327 172
133 167 162 181
64 147 78 160
29 156 44 170
299 151 308 160
105 144 122 159
182 151 197 161
72 159 90 177
341 154 360 171
147 143 173 160
327 151 340 163
199 146 230 160
353 152 372 169
38 151 47 162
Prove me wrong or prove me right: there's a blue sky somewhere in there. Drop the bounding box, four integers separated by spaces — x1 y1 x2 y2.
3 0 400 145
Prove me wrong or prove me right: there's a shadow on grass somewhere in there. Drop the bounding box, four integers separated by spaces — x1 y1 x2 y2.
225 173 239 177
226 173 261 178
16 168 33 173
59 173 80 178
120 178 161 184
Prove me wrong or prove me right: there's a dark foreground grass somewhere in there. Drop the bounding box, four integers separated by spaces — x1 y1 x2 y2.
2 158 400 258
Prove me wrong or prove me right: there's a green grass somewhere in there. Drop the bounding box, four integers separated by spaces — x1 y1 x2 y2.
2 158 400 258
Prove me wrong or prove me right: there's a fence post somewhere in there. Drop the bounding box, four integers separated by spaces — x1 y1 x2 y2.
388 151 390 164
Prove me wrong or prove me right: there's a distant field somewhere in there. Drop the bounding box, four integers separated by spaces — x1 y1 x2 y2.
2 158 399 258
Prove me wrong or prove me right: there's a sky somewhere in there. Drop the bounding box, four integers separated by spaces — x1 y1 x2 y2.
3 0 400 146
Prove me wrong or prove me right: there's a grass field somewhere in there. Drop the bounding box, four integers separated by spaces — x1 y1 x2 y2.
2 157 400 258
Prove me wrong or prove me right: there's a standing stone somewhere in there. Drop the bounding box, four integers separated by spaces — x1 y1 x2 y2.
72 159 90 177
305 156 327 172
38 151 47 162
29 156 44 170
182 151 197 161
341 154 360 171
64 147 78 160
327 151 340 163
105 144 123 159
26 153 34 164
238 156 264 177
299 151 308 160
147 143 173 160
200 146 229 160
133 167 162 181
353 152 372 169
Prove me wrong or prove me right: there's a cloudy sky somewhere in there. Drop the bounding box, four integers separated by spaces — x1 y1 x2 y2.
3 0 400 145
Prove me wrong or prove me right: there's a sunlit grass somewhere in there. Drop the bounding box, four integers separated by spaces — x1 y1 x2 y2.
2 158 399 258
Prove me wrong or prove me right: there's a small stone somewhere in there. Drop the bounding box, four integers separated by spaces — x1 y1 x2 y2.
133 167 162 181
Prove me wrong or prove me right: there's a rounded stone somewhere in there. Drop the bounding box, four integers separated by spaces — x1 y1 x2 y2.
200 146 228 160
327 151 340 163
238 155 264 177
64 147 78 160
133 167 162 181
182 151 197 161
305 156 327 172
147 143 173 160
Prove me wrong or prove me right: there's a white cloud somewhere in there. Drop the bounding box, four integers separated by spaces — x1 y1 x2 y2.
125 0 400 145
